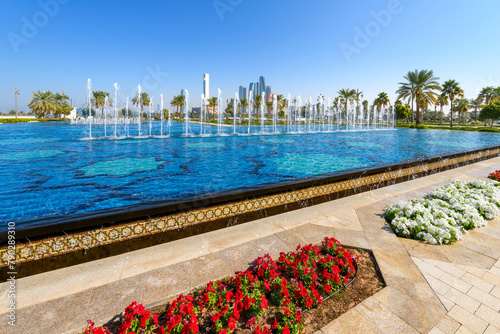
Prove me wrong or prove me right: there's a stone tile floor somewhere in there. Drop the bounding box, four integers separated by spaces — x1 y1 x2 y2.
1 158 500 333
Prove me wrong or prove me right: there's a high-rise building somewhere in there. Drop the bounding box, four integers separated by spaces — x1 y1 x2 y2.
203 73 209 98
259 76 266 96
181 89 188 96
265 86 272 100
249 82 255 99
238 86 247 100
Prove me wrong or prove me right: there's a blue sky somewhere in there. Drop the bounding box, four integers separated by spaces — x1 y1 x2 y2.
1 0 499 112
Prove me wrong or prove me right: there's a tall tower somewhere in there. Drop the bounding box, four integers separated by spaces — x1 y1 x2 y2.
203 74 209 98
259 76 266 96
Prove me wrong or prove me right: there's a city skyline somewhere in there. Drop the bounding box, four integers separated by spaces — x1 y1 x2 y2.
1 1 499 113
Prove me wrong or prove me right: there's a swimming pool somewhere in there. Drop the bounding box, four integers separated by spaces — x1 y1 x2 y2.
1 121 499 230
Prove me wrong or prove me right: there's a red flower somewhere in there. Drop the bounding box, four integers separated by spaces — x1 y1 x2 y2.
260 295 268 309
219 330 227 334
243 296 254 310
324 283 331 293
272 319 278 329
283 325 290 334
234 300 243 312
295 311 302 322
225 290 234 302
305 297 313 308
227 317 236 330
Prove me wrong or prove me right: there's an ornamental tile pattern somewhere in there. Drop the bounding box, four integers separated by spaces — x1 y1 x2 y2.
1 148 499 267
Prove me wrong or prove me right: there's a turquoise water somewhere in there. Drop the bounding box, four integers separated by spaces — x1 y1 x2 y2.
1 121 499 229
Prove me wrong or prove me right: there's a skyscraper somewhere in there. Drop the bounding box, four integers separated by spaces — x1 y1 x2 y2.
249 82 255 99
265 86 272 101
203 73 209 98
259 76 266 96
238 86 247 100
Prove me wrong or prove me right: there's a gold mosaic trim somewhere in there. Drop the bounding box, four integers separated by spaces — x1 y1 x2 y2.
2 148 499 267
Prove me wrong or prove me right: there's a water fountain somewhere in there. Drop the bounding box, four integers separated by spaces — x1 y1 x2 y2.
184 89 190 136
233 92 238 135
75 79 396 140
217 89 222 135
113 83 119 138
160 94 164 137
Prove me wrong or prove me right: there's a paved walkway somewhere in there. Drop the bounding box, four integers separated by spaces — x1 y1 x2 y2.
1 158 500 333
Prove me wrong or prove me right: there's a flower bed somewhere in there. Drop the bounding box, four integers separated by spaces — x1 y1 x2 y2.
384 179 500 244
81 237 359 334
488 170 500 181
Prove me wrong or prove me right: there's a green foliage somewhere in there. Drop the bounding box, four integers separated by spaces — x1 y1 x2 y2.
119 108 133 117
395 104 411 119
479 102 500 127
0 118 68 123
81 108 96 117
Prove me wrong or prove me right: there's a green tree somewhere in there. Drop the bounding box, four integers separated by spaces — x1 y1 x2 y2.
120 108 133 117
239 98 249 119
28 90 57 118
441 80 464 127
454 98 469 124
92 91 112 118
253 95 262 123
478 87 496 105
208 97 218 120
395 103 411 120
265 101 273 119
132 92 150 120
437 94 448 124
337 88 356 121
162 108 169 120
276 94 287 119
479 101 500 127
362 100 369 118
373 92 391 118
81 108 96 117
469 98 482 122
53 92 71 118
225 98 235 118
396 69 441 124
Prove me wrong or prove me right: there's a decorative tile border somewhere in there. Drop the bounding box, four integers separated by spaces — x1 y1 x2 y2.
1 147 499 272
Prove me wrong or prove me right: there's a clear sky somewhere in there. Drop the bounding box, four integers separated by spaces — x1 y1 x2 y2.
1 0 499 113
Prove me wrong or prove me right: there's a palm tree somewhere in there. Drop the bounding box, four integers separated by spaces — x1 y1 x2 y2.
437 94 448 124
478 87 495 105
362 100 369 120
239 98 249 119
396 69 441 124
469 98 482 122
276 94 287 119
132 92 150 120
353 90 363 120
253 95 262 123
28 90 57 118
441 80 464 127
337 88 356 121
92 91 109 117
454 98 469 124
53 92 70 118
373 92 391 117
170 95 179 118
208 97 218 120
265 101 273 120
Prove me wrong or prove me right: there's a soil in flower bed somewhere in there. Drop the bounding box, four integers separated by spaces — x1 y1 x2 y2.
99 248 384 334
300 249 384 332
